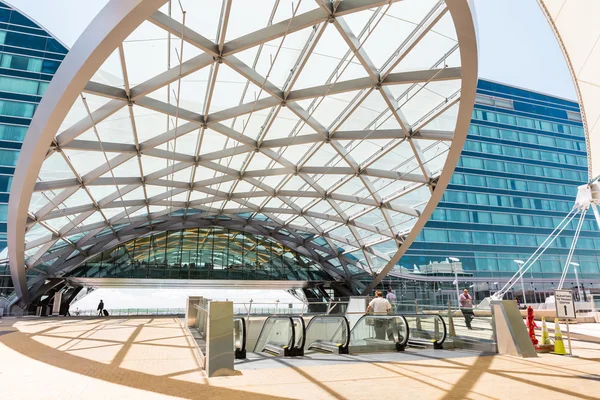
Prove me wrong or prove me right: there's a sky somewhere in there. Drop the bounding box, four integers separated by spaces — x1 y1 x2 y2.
6 0 578 100
4 0 579 309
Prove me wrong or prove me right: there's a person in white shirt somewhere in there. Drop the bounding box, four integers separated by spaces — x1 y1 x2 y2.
366 291 392 339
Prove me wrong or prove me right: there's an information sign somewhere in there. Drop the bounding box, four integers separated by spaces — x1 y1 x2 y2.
555 289 576 319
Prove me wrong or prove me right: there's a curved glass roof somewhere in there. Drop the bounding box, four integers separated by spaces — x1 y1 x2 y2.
19 0 474 290
65 227 340 281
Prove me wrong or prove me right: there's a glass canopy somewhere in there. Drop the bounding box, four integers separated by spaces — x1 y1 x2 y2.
15 0 476 295
66 227 338 281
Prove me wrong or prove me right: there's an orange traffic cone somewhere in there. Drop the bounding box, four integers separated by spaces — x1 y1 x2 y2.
551 318 567 355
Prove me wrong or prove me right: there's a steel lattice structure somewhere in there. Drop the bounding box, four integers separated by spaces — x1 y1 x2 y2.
8 0 477 304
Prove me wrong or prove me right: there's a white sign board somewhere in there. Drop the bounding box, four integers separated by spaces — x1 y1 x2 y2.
555 290 576 319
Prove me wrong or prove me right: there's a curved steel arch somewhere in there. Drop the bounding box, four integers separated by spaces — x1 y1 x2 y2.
8 0 169 303
9 0 478 305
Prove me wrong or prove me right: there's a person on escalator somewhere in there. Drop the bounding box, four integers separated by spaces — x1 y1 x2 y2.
459 288 475 330
366 290 392 339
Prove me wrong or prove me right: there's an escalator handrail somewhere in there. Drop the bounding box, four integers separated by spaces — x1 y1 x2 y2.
401 313 447 345
351 314 410 348
291 316 306 350
305 315 351 349
253 315 295 352
233 316 247 353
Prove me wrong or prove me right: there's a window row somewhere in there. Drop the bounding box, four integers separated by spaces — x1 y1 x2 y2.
458 156 587 182
443 190 574 214
470 125 587 152
0 123 26 141
420 228 597 249
0 99 35 118
0 29 64 53
472 109 585 137
0 53 60 74
0 75 48 96
451 173 580 196
430 208 596 231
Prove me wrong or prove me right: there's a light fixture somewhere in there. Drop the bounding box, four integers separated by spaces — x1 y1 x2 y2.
570 262 580 267
449 257 460 262
514 259 525 264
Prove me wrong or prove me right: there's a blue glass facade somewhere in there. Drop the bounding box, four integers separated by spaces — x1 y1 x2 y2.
401 79 596 302
0 2 67 296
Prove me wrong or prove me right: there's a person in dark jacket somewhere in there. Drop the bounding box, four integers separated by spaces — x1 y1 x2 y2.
97 300 104 316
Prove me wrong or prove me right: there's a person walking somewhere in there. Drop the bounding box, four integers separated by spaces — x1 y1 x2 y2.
97 300 104 316
459 289 474 330
366 291 392 339
386 288 397 313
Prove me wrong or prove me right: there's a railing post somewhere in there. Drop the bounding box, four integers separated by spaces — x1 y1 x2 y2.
415 299 422 330
447 299 456 337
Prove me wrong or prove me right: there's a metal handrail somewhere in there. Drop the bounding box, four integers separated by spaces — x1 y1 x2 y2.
304 315 351 350
254 316 296 353
351 314 410 349
293 315 306 350
402 313 447 347
234 317 247 353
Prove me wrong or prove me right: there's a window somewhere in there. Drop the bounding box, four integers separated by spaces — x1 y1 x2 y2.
495 233 517 245
0 54 42 72
447 210 469 222
484 159 504 172
497 113 516 125
0 30 6 45
0 100 35 118
477 212 492 224
449 230 472 243
527 182 545 193
495 98 513 109
503 146 521 157
516 117 534 128
487 177 507 189
0 124 27 141
481 143 503 155
430 209 446 221
0 76 40 95
492 213 512 225
472 232 494 245
463 157 484 169
0 175 12 192
465 174 486 187
505 163 524 174
42 60 60 74
0 204 7 221
0 149 18 166
423 229 448 243
4 31 47 51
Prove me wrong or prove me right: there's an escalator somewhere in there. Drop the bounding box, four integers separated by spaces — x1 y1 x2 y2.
304 316 350 354
349 315 410 353
402 313 446 349
254 315 305 356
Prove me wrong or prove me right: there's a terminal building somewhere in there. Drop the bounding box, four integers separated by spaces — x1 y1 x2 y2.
0 0 596 314
392 80 597 306
0 1 67 299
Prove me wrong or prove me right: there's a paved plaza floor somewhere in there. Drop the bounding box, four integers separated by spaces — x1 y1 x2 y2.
1 316 599 399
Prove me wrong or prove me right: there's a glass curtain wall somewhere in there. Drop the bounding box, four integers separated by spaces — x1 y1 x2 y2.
391 79 600 306
69 227 335 281
0 2 68 298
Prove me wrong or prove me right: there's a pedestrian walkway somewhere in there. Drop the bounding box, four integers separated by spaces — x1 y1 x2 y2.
1 317 600 399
